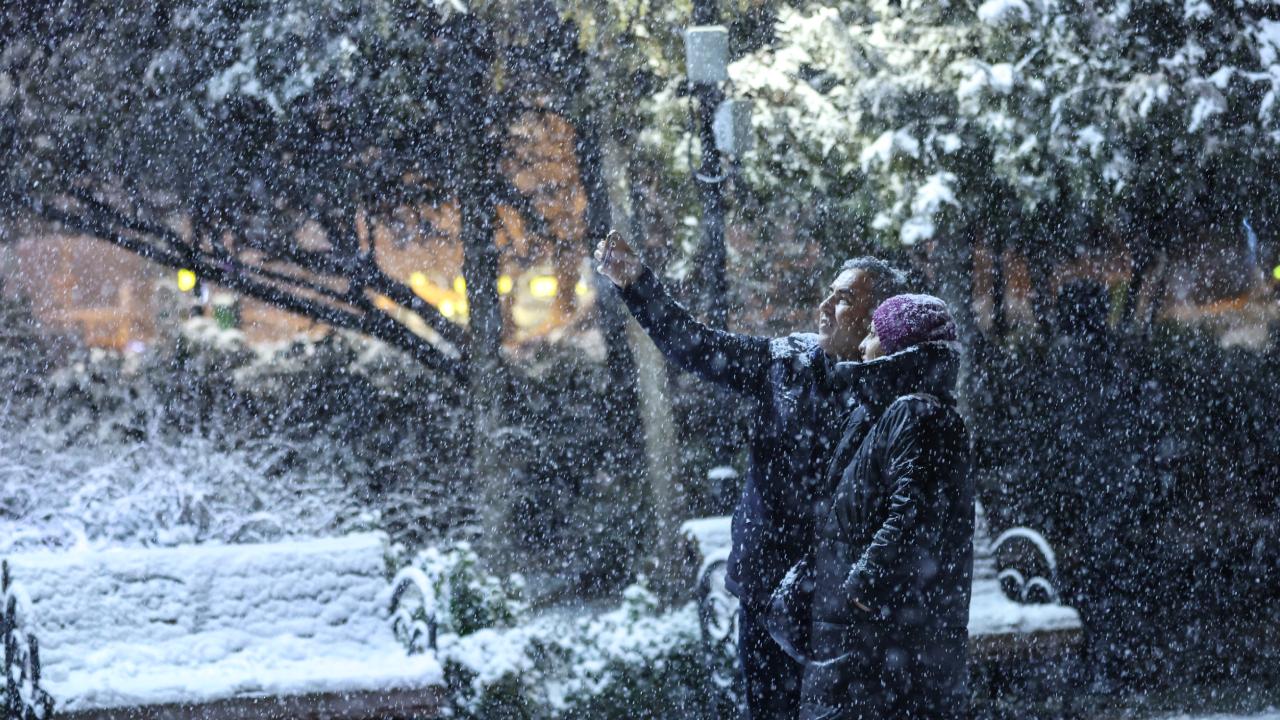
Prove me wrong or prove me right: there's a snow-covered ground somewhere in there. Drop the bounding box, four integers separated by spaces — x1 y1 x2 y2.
1162 707 1280 712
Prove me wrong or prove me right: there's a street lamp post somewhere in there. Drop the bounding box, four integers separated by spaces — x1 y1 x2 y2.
686 15 729 328
686 11 759 513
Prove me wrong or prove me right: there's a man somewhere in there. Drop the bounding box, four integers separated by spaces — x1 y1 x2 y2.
593 231 908 719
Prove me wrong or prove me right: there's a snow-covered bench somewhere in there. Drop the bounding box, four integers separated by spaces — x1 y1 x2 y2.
681 503 1082 704
3 532 443 720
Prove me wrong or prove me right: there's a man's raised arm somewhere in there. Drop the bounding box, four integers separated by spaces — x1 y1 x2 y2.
595 231 771 395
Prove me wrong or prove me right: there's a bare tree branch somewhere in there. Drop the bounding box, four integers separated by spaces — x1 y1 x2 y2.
68 187 470 353
18 193 467 381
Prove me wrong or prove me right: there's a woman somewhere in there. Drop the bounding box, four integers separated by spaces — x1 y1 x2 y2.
771 293 974 719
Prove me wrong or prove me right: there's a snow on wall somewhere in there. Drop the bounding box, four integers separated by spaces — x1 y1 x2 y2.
4 533 441 712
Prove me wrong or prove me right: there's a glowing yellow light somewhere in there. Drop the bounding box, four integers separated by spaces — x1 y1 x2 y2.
409 271 429 293
529 276 558 299
439 299 456 318
575 281 589 297
497 275 514 295
176 269 197 293
453 276 466 294
1273 265 1280 281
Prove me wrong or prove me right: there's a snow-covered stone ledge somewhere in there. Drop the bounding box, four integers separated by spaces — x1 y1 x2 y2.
4 532 443 719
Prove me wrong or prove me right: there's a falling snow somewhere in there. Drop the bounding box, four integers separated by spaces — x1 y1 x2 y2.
2 0 1279 718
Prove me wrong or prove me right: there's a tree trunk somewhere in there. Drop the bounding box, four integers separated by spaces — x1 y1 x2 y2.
1145 252 1171 333
1122 235 1156 330
627 322 685 600
933 231 977 418
1028 250 1054 337
449 18 508 552
573 112 652 584
461 166 504 546
991 233 1008 338
611 140 686 602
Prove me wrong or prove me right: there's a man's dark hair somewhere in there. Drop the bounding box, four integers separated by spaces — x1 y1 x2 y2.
840 256 910 302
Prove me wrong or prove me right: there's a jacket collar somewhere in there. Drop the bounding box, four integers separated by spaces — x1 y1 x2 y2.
829 341 961 410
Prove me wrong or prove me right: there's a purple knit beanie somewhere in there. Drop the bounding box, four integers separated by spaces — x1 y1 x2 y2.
872 294 958 355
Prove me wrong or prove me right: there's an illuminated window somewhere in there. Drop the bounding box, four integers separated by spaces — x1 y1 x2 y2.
177 269 197 293
529 276 558 299
409 272 429 294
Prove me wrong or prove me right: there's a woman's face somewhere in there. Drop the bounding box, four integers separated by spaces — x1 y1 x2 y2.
860 326 884 361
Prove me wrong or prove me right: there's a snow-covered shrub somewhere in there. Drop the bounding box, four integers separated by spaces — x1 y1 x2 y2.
1 561 53 720
0 317 471 553
537 579 706 719
439 575 707 720
0 418 371 552
391 542 528 655
0 291 61 406
389 557 710 718
2 307 659 597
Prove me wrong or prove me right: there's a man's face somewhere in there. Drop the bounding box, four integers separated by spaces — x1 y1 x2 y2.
818 269 877 361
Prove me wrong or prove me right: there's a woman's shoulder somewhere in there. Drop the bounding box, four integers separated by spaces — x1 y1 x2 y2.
884 392 949 418
877 392 965 439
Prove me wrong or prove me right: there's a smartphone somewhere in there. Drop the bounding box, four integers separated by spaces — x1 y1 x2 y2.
603 232 618 266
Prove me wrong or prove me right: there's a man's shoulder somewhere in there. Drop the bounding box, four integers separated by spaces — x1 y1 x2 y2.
769 332 821 362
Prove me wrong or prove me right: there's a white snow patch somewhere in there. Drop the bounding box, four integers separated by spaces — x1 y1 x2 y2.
1076 125 1105 156
1188 92 1226 132
1208 66 1235 89
988 63 1016 94
681 517 734 579
911 172 961 216
1257 20 1280 66
937 133 964 154
706 466 740 481
889 294 949 309
1183 0 1212 21
900 216 937 245
958 62 1016 102
977 0 1031 25
439 592 702 714
860 130 921 170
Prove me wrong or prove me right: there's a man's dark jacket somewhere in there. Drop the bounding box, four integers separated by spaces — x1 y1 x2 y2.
619 268 851 608
770 341 974 719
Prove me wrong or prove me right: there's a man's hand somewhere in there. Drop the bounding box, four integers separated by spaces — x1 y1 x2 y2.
593 230 644 288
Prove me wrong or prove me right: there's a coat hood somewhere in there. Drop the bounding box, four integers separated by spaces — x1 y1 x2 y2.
829 340 961 409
